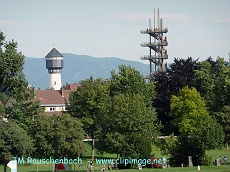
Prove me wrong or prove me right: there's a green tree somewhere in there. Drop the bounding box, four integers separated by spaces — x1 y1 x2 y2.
0 120 34 172
194 61 215 109
170 86 209 134
67 77 110 159
6 88 44 132
169 86 224 166
0 31 26 98
67 65 160 163
169 135 206 166
30 114 86 172
0 102 4 117
68 77 110 137
101 93 160 159
156 133 177 156
110 65 155 106
100 65 160 160
195 57 230 114
215 106 230 144
0 32 44 137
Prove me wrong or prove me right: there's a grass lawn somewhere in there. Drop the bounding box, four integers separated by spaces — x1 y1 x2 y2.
2 142 230 172
3 163 230 172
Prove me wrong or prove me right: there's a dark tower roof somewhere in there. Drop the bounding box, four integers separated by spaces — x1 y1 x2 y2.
45 48 63 58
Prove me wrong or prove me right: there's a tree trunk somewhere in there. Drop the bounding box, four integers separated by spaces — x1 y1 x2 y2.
92 138 95 160
4 163 7 172
34 163 38 172
52 163 55 172
55 164 57 172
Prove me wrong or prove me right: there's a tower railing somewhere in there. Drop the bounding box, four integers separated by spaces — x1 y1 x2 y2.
140 54 168 60
140 27 168 34
140 41 168 47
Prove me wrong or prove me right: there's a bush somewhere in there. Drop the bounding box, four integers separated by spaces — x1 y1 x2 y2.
201 154 212 166
169 136 206 166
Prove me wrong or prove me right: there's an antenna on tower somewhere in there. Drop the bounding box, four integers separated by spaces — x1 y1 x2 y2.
53 42 55 48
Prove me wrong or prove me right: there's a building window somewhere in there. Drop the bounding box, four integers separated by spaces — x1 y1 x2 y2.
49 107 55 111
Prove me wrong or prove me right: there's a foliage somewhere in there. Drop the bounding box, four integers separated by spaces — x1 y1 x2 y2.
0 120 34 172
215 106 230 144
169 86 224 166
0 32 43 134
169 135 205 166
0 32 46 171
156 133 177 156
0 31 27 98
0 103 4 117
170 86 209 134
0 92 9 105
152 57 199 135
30 114 86 159
67 65 160 162
101 65 160 159
101 93 160 158
152 57 230 136
201 154 213 166
110 65 155 106
195 57 230 114
194 61 215 109
67 77 110 138
6 89 44 131
167 57 198 94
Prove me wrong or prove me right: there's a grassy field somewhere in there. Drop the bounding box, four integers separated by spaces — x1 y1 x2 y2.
3 163 230 172
2 142 230 172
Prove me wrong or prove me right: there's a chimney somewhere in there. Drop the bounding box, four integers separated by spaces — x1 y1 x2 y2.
60 86 64 97
33 87 36 98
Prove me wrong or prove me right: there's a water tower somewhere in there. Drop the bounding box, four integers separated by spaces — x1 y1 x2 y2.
45 47 64 90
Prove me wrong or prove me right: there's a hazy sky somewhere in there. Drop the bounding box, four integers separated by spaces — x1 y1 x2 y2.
1 0 230 63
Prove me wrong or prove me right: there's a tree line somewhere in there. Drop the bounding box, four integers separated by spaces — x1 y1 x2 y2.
0 31 230 171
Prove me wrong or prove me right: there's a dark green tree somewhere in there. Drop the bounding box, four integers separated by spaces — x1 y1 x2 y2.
0 120 34 172
152 57 199 135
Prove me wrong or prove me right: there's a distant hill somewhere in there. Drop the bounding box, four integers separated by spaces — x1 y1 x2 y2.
23 53 150 89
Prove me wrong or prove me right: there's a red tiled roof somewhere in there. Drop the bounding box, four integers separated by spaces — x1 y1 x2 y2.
63 83 80 91
34 89 71 105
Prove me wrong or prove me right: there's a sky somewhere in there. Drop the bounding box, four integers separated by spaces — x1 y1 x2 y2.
1 0 230 63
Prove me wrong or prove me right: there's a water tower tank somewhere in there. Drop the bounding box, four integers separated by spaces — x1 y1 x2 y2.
46 48 63 73
45 48 64 90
